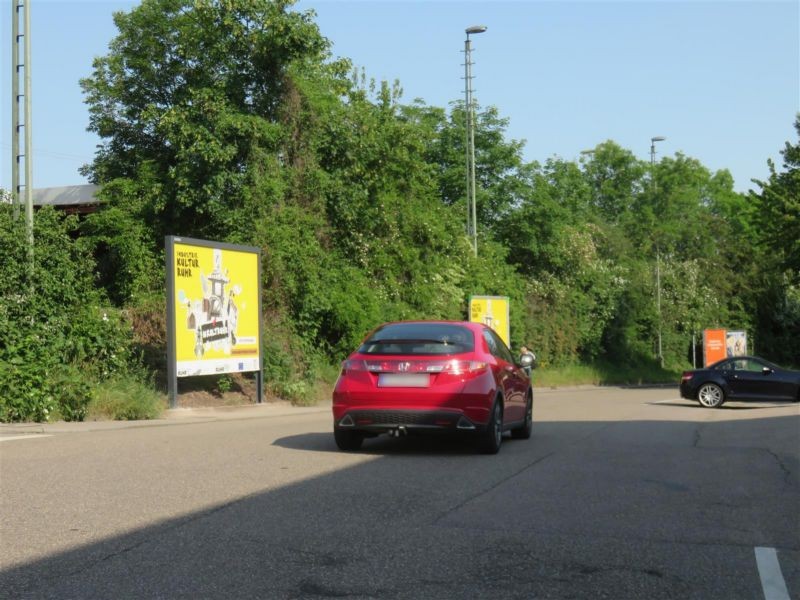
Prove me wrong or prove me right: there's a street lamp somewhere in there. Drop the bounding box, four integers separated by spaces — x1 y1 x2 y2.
650 136 666 367
464 25 487 257
650 136 666 167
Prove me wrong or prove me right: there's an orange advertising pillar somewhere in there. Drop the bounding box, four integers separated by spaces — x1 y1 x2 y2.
703 329 727 366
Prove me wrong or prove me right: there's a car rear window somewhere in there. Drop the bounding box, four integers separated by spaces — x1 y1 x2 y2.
359 323 474 355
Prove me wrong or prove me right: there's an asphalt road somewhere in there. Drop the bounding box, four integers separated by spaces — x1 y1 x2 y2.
1 387 798 599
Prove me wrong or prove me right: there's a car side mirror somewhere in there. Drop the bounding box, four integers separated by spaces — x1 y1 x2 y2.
762 367 773 375
519 354 534 368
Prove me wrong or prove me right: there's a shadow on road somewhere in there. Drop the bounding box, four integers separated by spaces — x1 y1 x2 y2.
1 413 798 599
272 430 533 455
650 400 797 410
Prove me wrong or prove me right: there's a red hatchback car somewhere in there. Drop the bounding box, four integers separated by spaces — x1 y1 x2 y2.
332 321 533 454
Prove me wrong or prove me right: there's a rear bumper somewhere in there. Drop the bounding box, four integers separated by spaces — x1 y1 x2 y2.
679 381 696 399
335 409 488 433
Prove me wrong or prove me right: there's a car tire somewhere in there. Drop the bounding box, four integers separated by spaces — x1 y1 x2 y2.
334 427 364 451
511 393 533 440
478 398 503 454
697 383 725 408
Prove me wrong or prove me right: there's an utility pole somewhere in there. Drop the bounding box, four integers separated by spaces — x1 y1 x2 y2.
650 136 666 368
11 0 34 272
463 25 486 257
11 0 20 219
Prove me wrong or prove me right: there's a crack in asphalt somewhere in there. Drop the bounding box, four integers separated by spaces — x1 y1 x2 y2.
431 420 623 526
56 499 247 581
692 423 704 447
391 559 685 597
761 447 794 488
430 449 556 526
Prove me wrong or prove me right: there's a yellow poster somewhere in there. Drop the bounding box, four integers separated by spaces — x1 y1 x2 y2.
171 241 260 377
469 295 510 347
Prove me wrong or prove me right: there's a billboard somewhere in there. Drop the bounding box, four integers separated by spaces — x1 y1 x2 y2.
469 295 510 347
703 329 727 366
703 328 748 366
166 237 262 404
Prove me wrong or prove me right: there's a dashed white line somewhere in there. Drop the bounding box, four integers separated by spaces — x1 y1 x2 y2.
0 434 53 442
755 547 791 600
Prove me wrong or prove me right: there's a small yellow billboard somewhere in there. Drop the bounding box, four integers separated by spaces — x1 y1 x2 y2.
469 295 510 347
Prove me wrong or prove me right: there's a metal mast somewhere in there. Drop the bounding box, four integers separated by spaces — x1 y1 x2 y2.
11 0 20 218
11 0 34 268
650 136 666 368
463 25 486 258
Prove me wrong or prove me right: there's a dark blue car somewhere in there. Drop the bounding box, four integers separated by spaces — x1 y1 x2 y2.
680 356 800 408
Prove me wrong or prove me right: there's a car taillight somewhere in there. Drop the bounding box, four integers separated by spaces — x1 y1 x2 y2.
342 359 367 374
361 359 487 375
681 371 694 382
444 360 488 375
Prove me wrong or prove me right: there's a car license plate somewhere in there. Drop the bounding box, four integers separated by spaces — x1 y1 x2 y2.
377 374 430 388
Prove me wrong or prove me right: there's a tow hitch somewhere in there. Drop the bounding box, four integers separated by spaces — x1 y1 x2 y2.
388 426 408 438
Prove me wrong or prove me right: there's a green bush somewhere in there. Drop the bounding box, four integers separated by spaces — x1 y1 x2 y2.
278 380 314 406
88 374 164 420
50 364 95 422
216 374 234 394
0 206 139 422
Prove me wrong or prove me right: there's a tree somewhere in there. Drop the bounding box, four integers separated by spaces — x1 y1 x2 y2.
747 116 800 365
581 141 646 224
405 101 526 227
752 115 800 281
81 0 336 252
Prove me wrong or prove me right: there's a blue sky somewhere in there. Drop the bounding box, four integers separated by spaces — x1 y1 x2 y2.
2 1 798 193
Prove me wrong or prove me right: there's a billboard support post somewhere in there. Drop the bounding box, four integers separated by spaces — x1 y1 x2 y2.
166 239 178 408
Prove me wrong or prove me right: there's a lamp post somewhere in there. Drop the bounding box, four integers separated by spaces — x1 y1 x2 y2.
464 25 486 257
650 136 666 367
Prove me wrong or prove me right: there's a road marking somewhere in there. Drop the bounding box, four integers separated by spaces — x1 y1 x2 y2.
0 434 53 443
755 547 791 600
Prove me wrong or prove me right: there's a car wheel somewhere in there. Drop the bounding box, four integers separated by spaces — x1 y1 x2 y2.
511 394 532 440
334 427 364 451
478 399 503 454
697 383 725 408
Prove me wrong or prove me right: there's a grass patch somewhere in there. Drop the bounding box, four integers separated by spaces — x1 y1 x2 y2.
533 361 682 388
88 375 166 420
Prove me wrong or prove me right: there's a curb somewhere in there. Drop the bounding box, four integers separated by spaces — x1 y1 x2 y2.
0 400 332 435
534 383 678 392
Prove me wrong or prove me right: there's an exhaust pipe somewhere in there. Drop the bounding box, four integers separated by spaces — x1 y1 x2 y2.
388 426 408 438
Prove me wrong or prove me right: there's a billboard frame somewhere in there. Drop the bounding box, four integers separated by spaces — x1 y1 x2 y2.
166 236 263 408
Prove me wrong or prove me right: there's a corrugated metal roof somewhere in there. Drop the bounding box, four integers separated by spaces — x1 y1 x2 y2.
32 184 100 206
